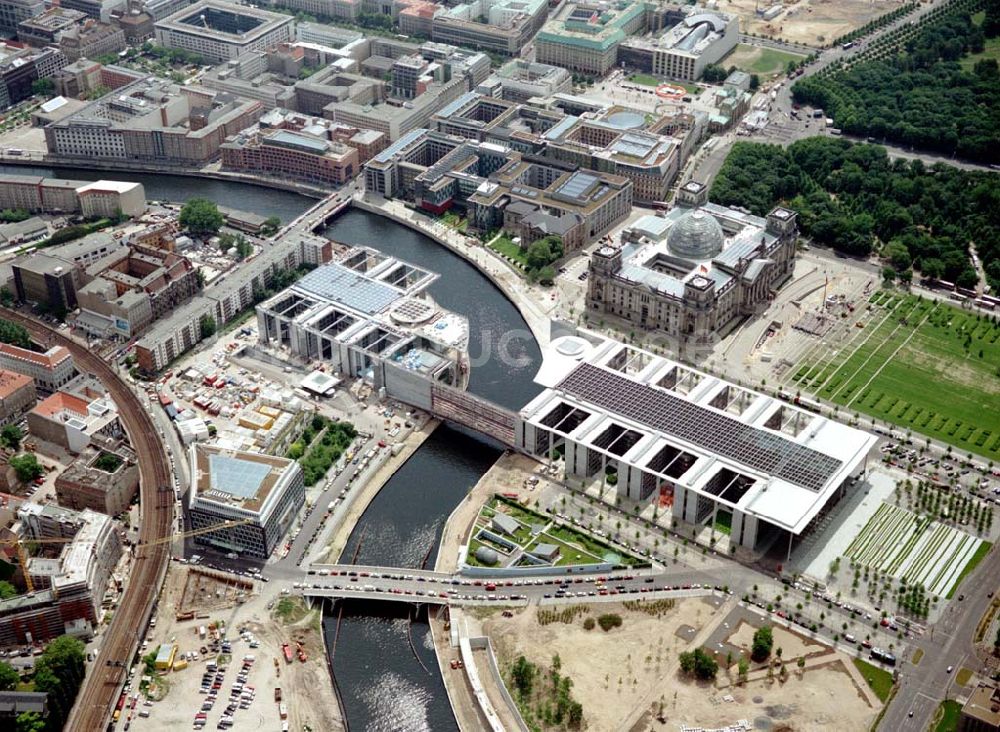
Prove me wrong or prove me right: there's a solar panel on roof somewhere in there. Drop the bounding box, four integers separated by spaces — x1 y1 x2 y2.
557 363 840 490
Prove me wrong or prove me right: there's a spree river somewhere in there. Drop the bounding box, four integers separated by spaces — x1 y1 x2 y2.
0 167 542 730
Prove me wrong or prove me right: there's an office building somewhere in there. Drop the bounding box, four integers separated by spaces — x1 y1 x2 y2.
430 0 548 56
1 43 67 111
257 246 469 406
0 370 37 425
221 116 361 187
0 343 75 394
517 333 877 551
586 181 798 348
535 0 647 75
187 443 304 558
16 7 87 47
960 684 1000 732
58 19 126 62
0 0 44 34
620 6 738 81
477 59 571 103
43 76 263 164
58 0 125 22
154 0 292 63
55 443 138 515
75 180 146 218
11 254 84 314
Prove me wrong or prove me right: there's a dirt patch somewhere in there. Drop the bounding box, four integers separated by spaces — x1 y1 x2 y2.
724 0 908 47
178 567 254 615
480 599 721 732
726 620 824 661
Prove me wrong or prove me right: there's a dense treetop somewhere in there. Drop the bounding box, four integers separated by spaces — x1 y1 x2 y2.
791 2 1000 162
710 137 1000 290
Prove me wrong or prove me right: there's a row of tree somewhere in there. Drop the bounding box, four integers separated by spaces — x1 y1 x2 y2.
791 5 1000 162
709 137 1000 291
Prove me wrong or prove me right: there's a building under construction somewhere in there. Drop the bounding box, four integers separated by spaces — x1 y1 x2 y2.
0 504 122 646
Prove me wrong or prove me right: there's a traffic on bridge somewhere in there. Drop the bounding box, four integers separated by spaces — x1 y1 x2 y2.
298 564 727 606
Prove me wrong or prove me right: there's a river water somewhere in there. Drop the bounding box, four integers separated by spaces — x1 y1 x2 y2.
0 167 542 730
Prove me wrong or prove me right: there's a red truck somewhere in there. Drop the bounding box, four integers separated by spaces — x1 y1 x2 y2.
282 643 293 664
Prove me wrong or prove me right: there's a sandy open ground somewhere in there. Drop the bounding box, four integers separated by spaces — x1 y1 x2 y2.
479 598 722 732
124 564 344 732
724 0 907 46
479 598 881 731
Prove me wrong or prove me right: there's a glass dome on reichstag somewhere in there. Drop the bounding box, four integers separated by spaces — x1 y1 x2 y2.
666 209 725 260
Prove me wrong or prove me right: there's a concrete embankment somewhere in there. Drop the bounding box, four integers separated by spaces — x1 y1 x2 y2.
350 196 552 349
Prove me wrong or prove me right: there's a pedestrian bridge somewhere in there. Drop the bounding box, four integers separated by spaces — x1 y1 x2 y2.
429 384 517 446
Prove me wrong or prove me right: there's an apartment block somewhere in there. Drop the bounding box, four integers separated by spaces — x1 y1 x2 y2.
0 370 37 425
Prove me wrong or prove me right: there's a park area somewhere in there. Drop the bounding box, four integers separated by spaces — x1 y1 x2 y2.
791 293 1000 461
844 502 988 598
465 495 638 569
724 0 909 46
723 43 805 76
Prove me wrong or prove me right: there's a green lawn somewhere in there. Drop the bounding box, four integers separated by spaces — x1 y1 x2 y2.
933 700 963 732
629 73 660 86
960 36 1000 70
852 658 895 702
487 235 528 269
628 74 699 94
546 524 639 566
947 542 992 599
725 43 805 76
525 534 601 566
793 295 1000 461
492 495 548 529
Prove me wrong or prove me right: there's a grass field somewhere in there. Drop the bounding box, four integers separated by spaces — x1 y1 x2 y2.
933 700 963 732
852 658 894 702
723 43 805 75
487 235 528 270
629 73 660 86
792 293 1000 461
960 36 1000 70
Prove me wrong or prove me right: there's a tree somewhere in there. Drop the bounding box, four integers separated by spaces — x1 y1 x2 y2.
701 64 727 82
511 655 535 698
262 216 281 236
178 198 224 235
0 660 19 690
0 581 16 600
31 78 54 96
751 626 774 662
678 648 718 680
9 454 41 483
15 712 46 732
0 320 32 349
0 424 21 450
737 656 750 683
32 635 85 730
199 314 216 340
749 74 761 90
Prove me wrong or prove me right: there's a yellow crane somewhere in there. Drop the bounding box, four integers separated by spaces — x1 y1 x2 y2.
0 518 257 593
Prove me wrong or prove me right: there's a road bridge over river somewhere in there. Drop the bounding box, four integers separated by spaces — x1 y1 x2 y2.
298 564 726 606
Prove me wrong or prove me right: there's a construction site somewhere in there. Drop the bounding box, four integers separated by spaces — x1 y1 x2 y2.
727 0 910 46
125 561 344 732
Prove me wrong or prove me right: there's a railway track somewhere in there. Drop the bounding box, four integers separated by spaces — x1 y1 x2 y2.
0 310 174 732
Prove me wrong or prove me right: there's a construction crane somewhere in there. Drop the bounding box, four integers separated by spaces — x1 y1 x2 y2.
0 518 257 593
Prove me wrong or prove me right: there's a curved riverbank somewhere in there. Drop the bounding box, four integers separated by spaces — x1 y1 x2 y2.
351 195 552 350
0 155 330 198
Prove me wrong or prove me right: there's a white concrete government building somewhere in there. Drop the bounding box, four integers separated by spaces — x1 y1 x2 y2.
517 334 877 553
